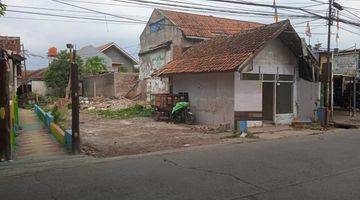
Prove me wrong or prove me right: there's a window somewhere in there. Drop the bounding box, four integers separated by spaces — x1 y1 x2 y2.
150 19 165 32
241 73 260 80
276 82 293 114
278 75 294 81
263 74 275 81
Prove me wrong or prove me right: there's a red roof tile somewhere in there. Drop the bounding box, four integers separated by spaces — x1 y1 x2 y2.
159 9 262 38
21 68 48 84
155 20 293 76
0 36 21 53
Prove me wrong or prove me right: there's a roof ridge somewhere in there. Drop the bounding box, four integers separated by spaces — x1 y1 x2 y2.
158 8 261 24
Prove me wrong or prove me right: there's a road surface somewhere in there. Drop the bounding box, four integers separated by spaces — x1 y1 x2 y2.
1 129 360 200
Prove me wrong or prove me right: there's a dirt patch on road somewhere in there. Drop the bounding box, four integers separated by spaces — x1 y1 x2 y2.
80 113 232 157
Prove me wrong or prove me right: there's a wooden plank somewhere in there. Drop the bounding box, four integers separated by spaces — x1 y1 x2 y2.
234 111 263 121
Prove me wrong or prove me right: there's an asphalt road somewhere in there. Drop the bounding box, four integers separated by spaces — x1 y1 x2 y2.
1 130 360 200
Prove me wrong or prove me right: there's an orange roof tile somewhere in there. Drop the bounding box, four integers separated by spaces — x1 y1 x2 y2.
155 20 294 76
159 9 262 38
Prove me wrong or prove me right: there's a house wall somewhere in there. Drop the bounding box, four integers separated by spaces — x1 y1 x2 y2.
31 80 50 96
77 45 113 71
234 72 263 127
237 38 298 126
139 9 203 101
172 72 234 128
114 72 139 97
247 38 297 75
103 46 135 72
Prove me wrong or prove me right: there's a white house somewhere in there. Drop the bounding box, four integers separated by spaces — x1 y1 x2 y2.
155 20 321 128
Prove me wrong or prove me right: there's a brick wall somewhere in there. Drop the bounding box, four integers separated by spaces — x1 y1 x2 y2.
114 72 139 97
0 36 21 53
82 72 139 98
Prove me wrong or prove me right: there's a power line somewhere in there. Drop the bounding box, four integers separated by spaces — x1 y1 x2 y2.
112 0 319 19
5 9 147 24
340 26 360 36
51 0 146 22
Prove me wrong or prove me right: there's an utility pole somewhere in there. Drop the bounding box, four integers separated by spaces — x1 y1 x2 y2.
0 49 12 161
68 44 80 154
352 47 358 117
324 0 333 126
65 46 73 99
273 0 279 23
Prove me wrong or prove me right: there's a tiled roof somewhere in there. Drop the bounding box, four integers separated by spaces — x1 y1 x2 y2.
21 68 48 84
0 36 21 53
155 20 293 76
97 42 113 52
159 9 262 38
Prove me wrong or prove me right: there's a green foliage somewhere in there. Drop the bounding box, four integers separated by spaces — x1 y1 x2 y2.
44 50 83 96
119 66 129 73
51 106 62 124
0 1 6 16
314 43 322 50
83 56 107 75
91 104 154 119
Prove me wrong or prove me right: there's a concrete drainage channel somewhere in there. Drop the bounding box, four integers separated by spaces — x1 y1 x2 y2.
334 122 359 129
34 105 73 152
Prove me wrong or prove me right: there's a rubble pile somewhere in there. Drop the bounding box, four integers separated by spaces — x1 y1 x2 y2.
80 96 144 111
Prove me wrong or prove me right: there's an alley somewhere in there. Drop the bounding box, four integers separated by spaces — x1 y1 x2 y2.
16 109 66 160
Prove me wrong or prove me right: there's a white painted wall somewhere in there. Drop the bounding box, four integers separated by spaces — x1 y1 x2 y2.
31 81 50 96
172 72 234 128
234 72 262 111
246 38 297 75
235 38 298 126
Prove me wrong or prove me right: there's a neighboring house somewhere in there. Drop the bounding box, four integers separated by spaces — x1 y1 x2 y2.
19 68 52 97
0 36 25 97
139 9 262 101
78 42 139 73
155 20 320 129
316 49 360 107
0 36 25 156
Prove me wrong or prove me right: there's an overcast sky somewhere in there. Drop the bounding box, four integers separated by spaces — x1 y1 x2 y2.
1 0 359 70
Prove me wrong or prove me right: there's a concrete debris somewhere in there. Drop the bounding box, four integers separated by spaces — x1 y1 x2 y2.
80 96 147 111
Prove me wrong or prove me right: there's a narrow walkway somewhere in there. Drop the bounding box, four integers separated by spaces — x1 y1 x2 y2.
16 109 66 160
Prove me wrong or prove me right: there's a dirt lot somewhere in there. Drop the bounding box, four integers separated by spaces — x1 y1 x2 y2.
80 112 233 157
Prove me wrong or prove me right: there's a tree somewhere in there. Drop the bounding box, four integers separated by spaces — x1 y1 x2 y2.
83 56 107 75
0 1 6 16
44 50 83 97
314 42 322 51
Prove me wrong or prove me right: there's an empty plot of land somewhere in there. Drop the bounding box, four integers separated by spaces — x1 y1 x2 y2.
80 113 232 157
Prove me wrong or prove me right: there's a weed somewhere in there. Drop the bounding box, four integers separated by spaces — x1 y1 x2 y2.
90 104 155 119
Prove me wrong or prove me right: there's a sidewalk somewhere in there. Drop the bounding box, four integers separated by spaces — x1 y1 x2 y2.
16 109 66 160
333 109 360 127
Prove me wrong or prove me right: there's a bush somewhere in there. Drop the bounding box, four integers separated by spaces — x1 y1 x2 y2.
91 104 154 119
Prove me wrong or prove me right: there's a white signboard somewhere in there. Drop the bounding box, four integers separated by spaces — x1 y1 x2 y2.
333 53 359 77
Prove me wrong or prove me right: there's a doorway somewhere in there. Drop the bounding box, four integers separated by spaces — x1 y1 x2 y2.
262 82 274 121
